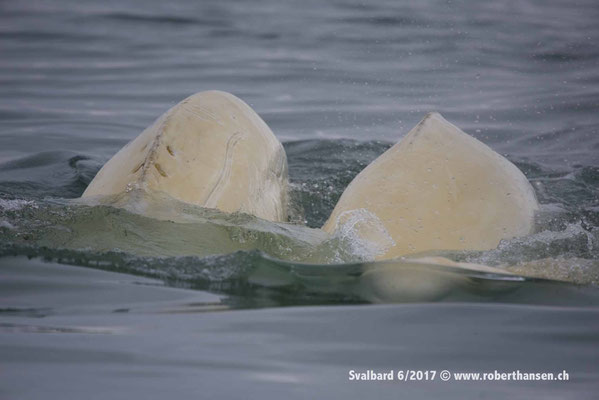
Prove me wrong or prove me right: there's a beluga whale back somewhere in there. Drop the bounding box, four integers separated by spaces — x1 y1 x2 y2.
82 91 288 222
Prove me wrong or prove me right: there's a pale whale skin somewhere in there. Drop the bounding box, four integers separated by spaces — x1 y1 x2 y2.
83 93 538 270
82 91 288 222
323 112 539 260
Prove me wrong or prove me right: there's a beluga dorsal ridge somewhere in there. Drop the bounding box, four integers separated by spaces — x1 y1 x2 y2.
323 112 539 260
82 90 289 222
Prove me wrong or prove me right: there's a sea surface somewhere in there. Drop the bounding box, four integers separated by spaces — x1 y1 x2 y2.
1 0 598 398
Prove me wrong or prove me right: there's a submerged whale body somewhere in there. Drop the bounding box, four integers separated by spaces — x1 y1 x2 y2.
323 112 539 259
82 91 288 222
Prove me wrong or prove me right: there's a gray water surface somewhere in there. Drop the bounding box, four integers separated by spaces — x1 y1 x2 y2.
2 257 599 400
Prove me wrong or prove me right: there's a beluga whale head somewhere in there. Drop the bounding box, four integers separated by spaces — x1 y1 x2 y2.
82 91 289 222
322 112 539 260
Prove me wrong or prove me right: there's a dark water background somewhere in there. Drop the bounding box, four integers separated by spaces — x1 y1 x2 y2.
1 0 599 398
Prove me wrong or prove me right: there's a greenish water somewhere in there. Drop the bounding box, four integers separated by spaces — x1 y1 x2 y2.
1 139 598 302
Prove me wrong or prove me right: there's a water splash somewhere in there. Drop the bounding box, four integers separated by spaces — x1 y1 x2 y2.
330 208 395 261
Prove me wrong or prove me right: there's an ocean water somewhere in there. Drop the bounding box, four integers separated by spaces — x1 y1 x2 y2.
1 0 599 398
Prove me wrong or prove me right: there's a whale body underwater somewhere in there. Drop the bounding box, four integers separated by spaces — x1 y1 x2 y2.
80 90 549 296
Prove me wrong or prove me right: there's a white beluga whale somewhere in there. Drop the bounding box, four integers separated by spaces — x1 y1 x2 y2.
82 91 541 291
82 90 288 222
323 112 539 260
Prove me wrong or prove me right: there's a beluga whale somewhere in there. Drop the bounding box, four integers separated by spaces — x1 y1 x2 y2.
82 91 539 268
323 112 539 260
